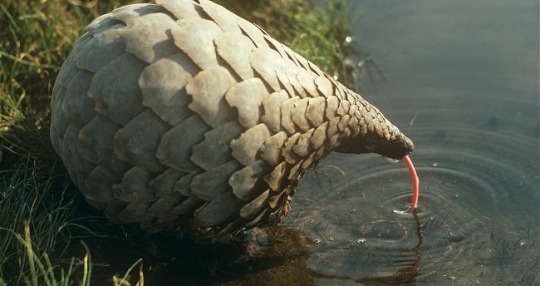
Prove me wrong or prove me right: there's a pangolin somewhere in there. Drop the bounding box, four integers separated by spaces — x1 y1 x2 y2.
50 0 415 240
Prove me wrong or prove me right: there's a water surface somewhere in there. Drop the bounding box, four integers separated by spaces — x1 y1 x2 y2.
279 0 539 284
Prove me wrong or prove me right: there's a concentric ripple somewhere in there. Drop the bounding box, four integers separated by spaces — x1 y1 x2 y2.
282 122 539 284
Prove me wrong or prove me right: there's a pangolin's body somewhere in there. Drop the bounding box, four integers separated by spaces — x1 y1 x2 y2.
50 0 414 239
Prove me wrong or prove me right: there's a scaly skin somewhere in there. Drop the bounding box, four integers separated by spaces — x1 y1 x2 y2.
50 0 414 240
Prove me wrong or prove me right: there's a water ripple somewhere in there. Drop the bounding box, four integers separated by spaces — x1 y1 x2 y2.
282 124 539 283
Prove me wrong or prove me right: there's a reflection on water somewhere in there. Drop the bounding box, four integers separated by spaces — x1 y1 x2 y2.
91 1 538 285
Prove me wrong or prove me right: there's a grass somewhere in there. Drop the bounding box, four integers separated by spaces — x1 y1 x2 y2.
0 157 71 281
8 228 143 286
0 0 359 284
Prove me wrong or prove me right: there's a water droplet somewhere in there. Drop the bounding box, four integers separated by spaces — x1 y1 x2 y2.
386 158 399 163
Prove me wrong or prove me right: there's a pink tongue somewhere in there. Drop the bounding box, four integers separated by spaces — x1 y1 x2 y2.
403 155 419 211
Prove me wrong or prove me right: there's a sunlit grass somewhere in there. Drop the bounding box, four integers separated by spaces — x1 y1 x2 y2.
0 0 356 283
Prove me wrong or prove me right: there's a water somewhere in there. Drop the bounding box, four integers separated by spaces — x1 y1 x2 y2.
95 1 539 285
279 0 539 284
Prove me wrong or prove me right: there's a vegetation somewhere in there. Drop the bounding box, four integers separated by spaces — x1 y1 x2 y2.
0 0 356 284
